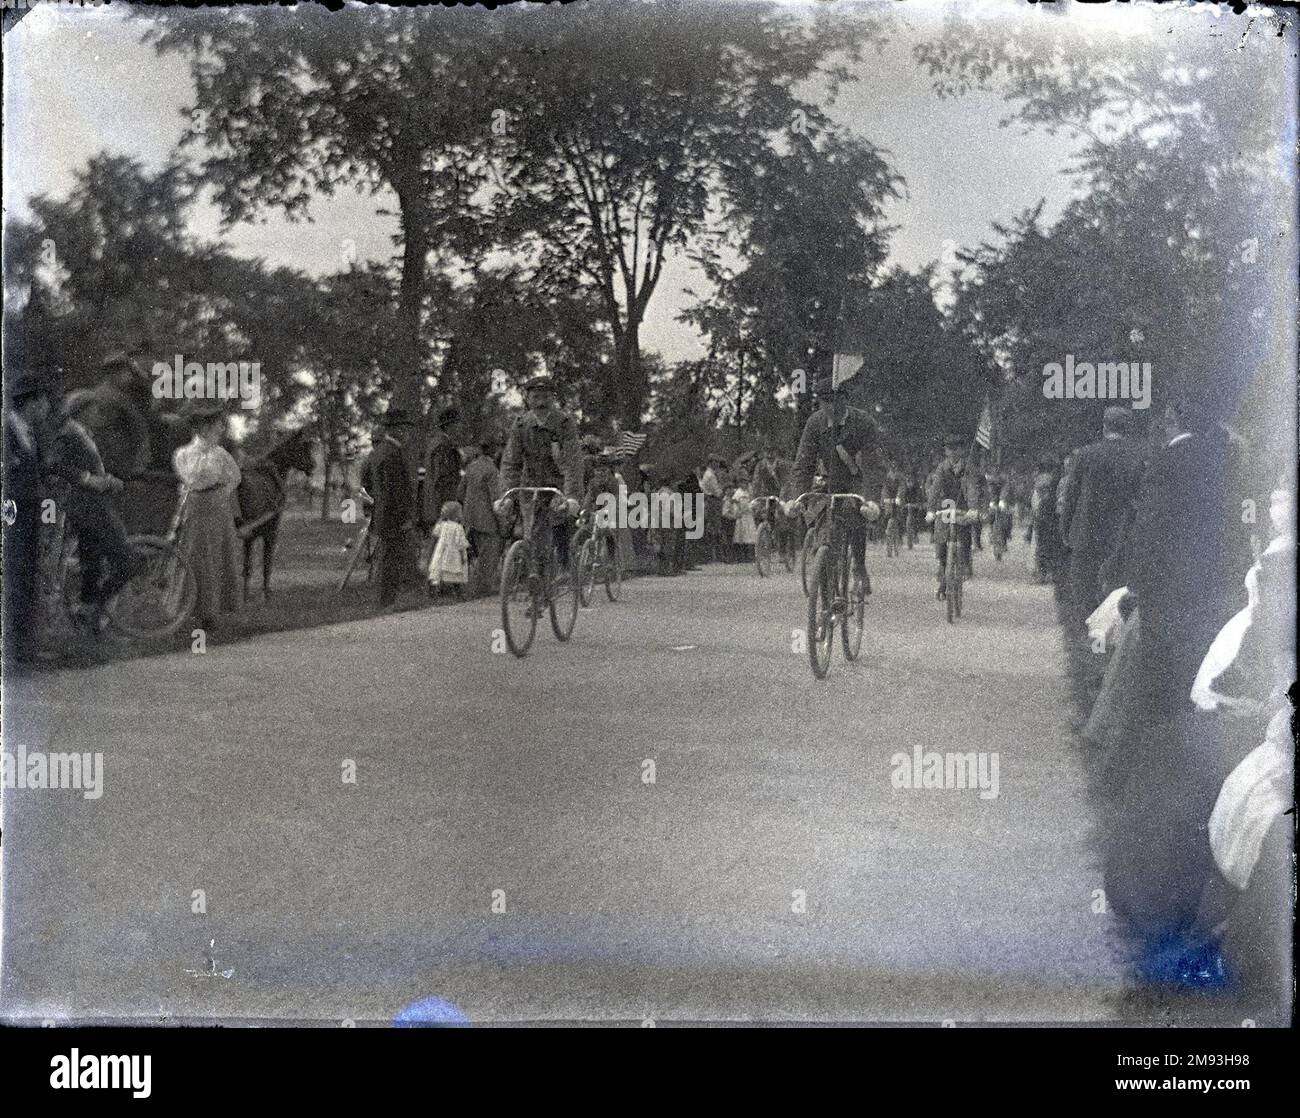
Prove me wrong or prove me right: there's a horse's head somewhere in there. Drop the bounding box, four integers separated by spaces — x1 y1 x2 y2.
268 428 316 476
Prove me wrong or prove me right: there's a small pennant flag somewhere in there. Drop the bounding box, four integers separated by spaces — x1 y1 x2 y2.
832 353 865 388
615 431 648 457
975 397 993 451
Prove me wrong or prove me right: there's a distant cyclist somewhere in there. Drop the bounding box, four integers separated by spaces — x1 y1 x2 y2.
926 433 982 599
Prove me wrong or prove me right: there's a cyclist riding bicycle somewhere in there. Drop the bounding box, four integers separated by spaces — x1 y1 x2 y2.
494 374 582 562
926 433 982 599
784 371 880 591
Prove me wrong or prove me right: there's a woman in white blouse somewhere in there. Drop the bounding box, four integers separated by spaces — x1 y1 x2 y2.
173 401 243 626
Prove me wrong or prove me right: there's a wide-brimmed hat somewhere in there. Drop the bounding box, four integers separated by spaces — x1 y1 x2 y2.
1102 404 1134 433
812 373 838 396
522 374 555 393
433 403 461 427
5 368 54 402
180 399 226 422
943 433 967 450
100 350 146 377
381 406 416 428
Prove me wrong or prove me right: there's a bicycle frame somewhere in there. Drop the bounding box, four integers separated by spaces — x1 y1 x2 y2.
793 492 869 678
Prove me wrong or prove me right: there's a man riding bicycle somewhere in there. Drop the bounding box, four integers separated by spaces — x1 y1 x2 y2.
926 433 982 599
494 374 581 562
784 372 881 590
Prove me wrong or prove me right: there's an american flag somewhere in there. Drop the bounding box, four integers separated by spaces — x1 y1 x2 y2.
614 431 648 456
975 397 993 451
832 353 865 388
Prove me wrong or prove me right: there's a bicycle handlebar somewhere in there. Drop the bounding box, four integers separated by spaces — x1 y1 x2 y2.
500 486 567 501
791 492 869 506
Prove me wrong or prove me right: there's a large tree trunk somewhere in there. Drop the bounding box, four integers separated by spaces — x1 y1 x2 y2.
394 187 428 417
320 457 333 522
615 322 646 429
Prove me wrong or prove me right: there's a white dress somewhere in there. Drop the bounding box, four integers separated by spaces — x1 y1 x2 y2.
428 520 469 585
730 487 757 545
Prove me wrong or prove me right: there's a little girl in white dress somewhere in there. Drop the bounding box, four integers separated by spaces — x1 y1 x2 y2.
428 500 469 598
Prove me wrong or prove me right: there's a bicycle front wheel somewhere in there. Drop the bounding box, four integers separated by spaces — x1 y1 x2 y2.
107 536 197 639
577 538 598 607
841 549 866 662
755 523 773 577
548 545 579 641
604 535 623 602
500 539 538 656
806 546 835 680
779 527 796 572
800 527 816 597
945 543 963 623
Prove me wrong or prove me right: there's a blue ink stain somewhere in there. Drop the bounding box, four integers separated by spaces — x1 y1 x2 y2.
1136 931 1231 990
393 996 470 1027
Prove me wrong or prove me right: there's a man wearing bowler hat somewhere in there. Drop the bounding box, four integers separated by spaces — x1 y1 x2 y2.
361 405 418 608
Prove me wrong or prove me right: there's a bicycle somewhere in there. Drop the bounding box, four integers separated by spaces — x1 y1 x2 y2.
752 496 785 577
791 492 872 680
498 486 579 657
989 501 1010 561
933 504 980 624
40 483 198 640
573 508 623 606
883 500 901 558
902 502 922 550
336 489 376 593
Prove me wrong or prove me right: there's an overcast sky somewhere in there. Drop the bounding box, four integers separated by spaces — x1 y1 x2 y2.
1 0 1253 363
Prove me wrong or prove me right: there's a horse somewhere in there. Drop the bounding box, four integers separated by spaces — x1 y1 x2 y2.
235 429 315 599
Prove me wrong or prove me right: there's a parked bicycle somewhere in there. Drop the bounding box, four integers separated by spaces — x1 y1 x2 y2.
336 488 376 593
791 491 872 680
498 486 579 657
40 483 198 640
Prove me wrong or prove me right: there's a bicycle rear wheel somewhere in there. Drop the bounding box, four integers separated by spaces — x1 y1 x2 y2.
500 539 537 656
755 523 773 577
548 545 579 641
807 546 835 680
841 546 866 661
107 536 197 639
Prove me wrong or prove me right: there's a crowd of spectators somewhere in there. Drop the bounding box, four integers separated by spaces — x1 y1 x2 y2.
1045 399 1293 1012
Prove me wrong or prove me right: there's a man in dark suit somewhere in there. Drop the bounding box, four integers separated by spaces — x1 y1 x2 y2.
1120 398 1247 722
360 407 417 609
458 439 502 599
1059 406 1148 651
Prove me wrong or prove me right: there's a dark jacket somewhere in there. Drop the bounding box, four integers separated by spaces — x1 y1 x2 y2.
1123 430 1247 716
791 404 879 499
360 435 413 538
500 407 581 498
458 453 501 536
421 427 463 526
1059 434 1147 563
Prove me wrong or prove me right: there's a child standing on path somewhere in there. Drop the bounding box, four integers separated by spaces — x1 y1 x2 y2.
428 500 469 599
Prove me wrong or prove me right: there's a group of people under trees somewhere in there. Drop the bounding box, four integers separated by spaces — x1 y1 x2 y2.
3 357 268 667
